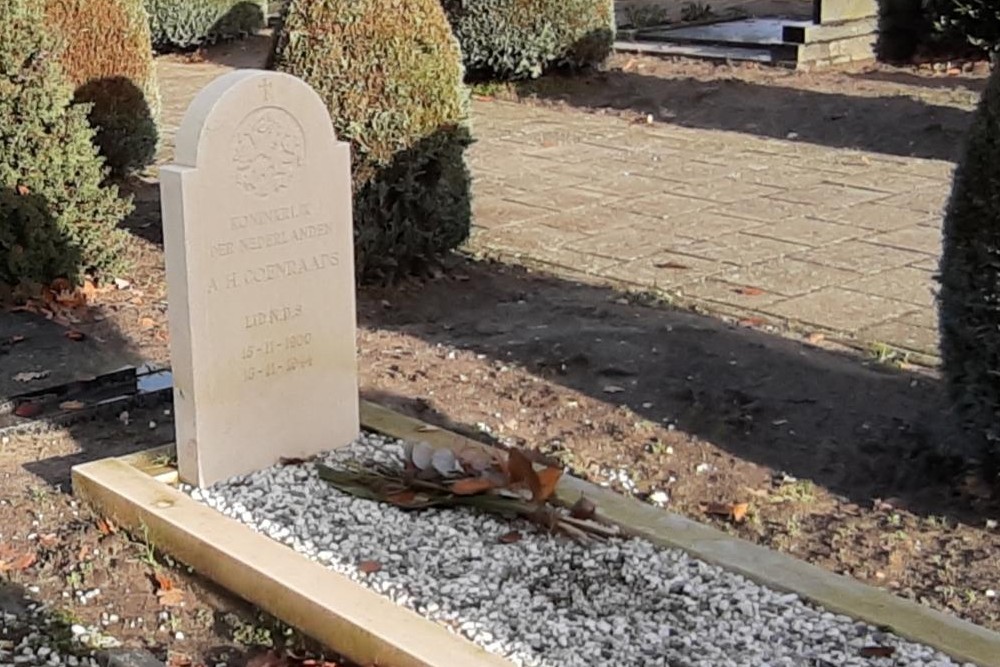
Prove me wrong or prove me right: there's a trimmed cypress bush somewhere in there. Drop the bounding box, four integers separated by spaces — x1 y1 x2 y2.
938 65 1000 472
146 0 267 50
440 0 615 80
45 0 161 176
0 0 132 286
271 0 473 282
929 0 1000 58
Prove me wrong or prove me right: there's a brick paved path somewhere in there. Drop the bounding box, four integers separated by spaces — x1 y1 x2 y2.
155 49 951 362
466 101 952 361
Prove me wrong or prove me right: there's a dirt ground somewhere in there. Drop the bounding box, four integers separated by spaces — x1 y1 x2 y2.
3 41 1000 664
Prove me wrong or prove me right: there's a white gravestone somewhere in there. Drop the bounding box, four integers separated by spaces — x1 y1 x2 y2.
160 70 359 487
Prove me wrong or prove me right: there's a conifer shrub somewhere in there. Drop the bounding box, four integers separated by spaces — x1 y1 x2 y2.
146 0 267 50
938 65 1000 472
929 0 1000 59
440 0 615 80
0 0 132 286
270 0 472 282
45 0 161 175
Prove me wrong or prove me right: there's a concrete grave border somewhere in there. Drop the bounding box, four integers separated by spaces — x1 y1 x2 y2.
73 400 1000 667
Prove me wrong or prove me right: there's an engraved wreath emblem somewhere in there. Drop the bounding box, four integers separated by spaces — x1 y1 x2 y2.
232 108 305 197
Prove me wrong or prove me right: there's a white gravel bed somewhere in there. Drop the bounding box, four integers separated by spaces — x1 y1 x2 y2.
0 599 110 667
183 433 975 667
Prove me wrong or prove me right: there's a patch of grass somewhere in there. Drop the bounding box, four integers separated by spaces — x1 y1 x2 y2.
773 478 815 503
681 1 715 22
471 81 514 98
623 4 671 29
135 523 159 568
868 341 911 367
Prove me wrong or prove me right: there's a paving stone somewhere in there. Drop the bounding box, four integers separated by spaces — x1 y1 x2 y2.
677 278 788 308
763 287 918 332
792 239 927 274
817 201 928 231
581 171 682 197
506 186 612 212
610 192 716 219
706 257 860 297
680 232 809 266
746 217 860 247
843 266 937 308
823 171 944 194
857 318 938 355
671 178 783 204
910 255 940 272
472 222 587 255
670 211 767 240
565 223 694 261
878 189 949 216
539 207 655 236
771 182 890 208
869 225 942 255
597 252 722 288
471 196 553 229
711 197 821 223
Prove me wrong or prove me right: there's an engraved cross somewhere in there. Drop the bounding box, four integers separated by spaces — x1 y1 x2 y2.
259 78 273 102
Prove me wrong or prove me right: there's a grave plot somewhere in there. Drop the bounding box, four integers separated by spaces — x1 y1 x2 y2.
71 71 1000 667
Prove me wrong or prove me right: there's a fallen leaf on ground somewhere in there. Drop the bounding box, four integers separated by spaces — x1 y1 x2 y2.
154 572 174 592
14 402 42 418
0 550 37 572
64 330 86 341
386 490 419 506
859 646 895 658
498 531 522 544
806 332 825 344
15 184 30 196
450 477 497 495
602 385 625 394
704 501 749 523
357 560 382 574
738 317 767 328
139 317 156 330
13 370 49 382
96 517 117 535
7 335 25 345
735 286 766 296
653 261 690 270
415 424 439 432
533 466 564 503
59 400 86 411
158 588 186 607
38 534 59 548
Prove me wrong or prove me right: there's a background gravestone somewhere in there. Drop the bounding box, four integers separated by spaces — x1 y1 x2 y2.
160 70 359 487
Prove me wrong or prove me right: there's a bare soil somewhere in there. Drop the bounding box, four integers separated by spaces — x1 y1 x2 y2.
3 40 999 665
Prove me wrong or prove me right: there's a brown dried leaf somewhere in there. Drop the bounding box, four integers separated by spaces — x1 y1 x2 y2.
139 317 156 330
730 502 749 523
0 551 37 572
154 572 174 592
506 448 537 489
157 588 186 607
357 560 382 574
704 501 749 523
96 517 117 535
498 531 523 544
15 184 30 196
385 490 418 506
735 286 766 296
8 335 25 344
64 329 86 341
653 261 690 270
737 317 766 328
534 467 563 503
859 646 895 658
450 477 497 496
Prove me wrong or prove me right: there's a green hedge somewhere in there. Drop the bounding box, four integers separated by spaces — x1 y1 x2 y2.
938 65 1000 472
0 0 132 286
929 0 1000 57
271 0 472 282
45 0 161 176
146 0 267 50
440 0 615 80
